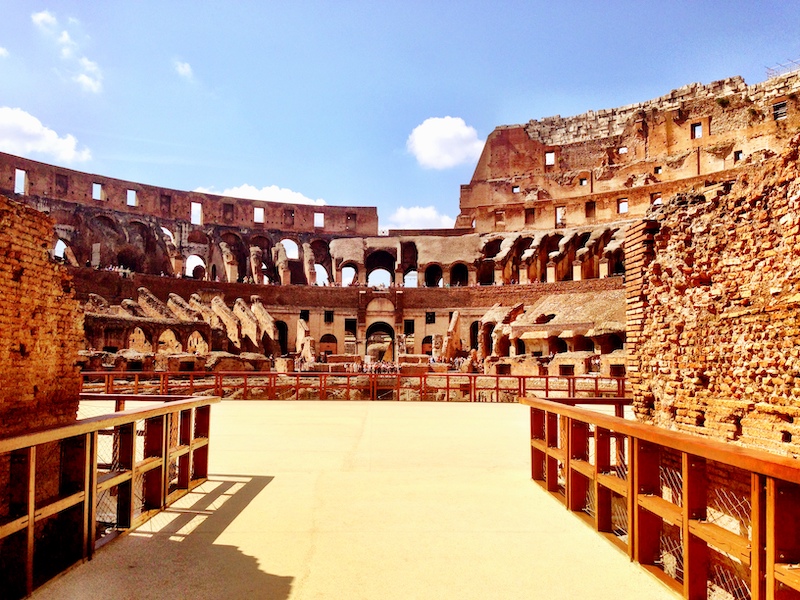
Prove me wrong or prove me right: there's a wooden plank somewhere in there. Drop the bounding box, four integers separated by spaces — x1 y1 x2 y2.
773 563 800 592
751 473 766 600
547 446 566 463
683 453 708 600
688 520 750 565
638 494 682 527
570 458 595 480
531 439 548 453
0 515 28 540
96 470 132 493
597 472 628 497
33 491 86 522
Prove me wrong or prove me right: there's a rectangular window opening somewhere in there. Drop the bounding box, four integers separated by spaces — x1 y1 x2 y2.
126 189 138 207
300 309 310 322
618 146 628 154
190 201 203 225
254 206 265 223
404 319 415 335
55 173 68 195
494 210 505 224
314 212 325 228
512 185 520 193
324 310 334 324
345 318 357 335
654 166 663 174
774 101 788 121
691 122 703 139
544 151 555 166
579 177 588 186
733 150 744 163
585 201 596 219
14 169 27 195
92 182 104 201
425 312 435 324
555 206 566 228
617 198 629 214
651 193 662 206
524 208 536 225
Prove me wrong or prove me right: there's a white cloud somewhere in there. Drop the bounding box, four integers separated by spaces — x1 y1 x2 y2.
0 47 9 58
31 10 57 31
194 184 326 206
32 10 102 93
0 106 91 163
406 116 484 169
174 60 193 80
383 205 455 230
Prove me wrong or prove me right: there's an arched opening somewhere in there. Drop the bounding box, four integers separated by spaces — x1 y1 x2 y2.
157 329 182 354
495 335 510 357
365 321 394 362
116 245 144 272
483 238 502 259
368 268 392 288
211 264 217 281
450 263 469 287
610 248 625 276
341 265 357 286
315 264 330 285
470 321 479 350
403 269 418 288
573 335 594 352
609 334 624 351
128 327 151 353
400 242 418 276
275 321 289 355
319 333 337 356
187 230 209 245
187 331 209 354
185 255 207 279
161 227 176 245
221 232 248 283
365 250 396 287
421 335 433 355
482 324 494 356
515 338 526 356
424 264 443 288
548 336 568 355
54 239 67 259
477 262 495 286
279 239 299 259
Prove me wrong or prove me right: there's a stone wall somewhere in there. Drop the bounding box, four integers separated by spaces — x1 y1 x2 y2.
630 134 800 455
0 194 83 437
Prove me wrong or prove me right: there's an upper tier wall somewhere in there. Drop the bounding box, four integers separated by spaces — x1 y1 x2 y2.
0 152 379 237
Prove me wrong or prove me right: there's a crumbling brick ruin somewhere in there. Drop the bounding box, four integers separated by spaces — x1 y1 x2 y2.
0 194 83 437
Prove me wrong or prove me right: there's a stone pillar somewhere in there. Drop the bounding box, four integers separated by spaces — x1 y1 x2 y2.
599 259 610 279
572 260 583 281
546 261 557 283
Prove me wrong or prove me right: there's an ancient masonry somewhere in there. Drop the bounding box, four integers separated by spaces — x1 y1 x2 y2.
0 194 83 437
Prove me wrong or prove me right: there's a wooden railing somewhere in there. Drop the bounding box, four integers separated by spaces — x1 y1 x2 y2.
0 394 219 599
520 395 800 600
80 371 628 403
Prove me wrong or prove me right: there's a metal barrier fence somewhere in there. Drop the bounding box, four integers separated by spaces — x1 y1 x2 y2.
0 394 219 599
520 395 800 600
80 371 628 403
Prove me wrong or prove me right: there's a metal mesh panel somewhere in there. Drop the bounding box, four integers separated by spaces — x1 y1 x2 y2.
660 459 683 507
709 551 751 600
659 522 684 582
611 492 628 539
584 485 596 518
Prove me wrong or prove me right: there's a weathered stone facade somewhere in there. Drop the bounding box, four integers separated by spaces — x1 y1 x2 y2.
0 194 83 437
630 134 800 455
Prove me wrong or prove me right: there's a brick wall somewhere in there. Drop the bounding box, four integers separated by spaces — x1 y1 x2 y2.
0 194 83 438
629 134 800 455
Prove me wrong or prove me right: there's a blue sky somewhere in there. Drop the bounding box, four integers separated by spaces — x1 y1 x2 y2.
2 1 800 230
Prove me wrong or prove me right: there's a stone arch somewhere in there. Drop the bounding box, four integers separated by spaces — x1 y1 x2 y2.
275 321 289 355
365 249 396 281
221 231 248 283
368 268 392 287
185 255 207 279
310 239 332 285
365 321 394 361
548 336 568 354
319 333 337 355
424 264 443 288
450 263 469 287
470 321 480 350
187 330 209 354
187 230 209 245
421 335 433 355
128 326 151 353
157 329 182 354
278 238 299 259
341 263 358 286
403 268 418 288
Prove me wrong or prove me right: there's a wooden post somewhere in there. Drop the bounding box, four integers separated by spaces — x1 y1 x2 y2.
682 453 707 599
595 427 612 533
633 439 661 566
751 473 766 600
